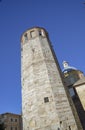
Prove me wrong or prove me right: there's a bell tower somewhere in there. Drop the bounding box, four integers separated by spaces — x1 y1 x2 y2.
21 27 83 130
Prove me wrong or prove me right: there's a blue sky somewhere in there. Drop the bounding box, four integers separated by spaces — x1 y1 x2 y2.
0 0 85 114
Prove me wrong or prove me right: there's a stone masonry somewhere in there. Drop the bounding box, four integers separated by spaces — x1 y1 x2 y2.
21 27 83 130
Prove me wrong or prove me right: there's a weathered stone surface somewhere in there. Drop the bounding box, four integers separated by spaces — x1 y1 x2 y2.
75 84 85 110
21 27 83 130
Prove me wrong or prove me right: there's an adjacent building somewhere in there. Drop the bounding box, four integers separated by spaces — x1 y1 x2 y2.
73 77 85 110
0 113 22 130
62 61 85 129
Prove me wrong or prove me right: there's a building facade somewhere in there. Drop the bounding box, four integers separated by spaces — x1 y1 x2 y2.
21 27 83 130
62 61 85 129
0 113 22 130
73 77 85 111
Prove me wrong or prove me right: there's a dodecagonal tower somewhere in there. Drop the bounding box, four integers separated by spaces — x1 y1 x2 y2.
21 27 83 130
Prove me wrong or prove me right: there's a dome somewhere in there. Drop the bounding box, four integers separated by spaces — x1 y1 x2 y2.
62 61 77 73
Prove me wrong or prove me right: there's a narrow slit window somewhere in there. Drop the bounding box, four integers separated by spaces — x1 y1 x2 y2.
69 126 71 130
60 121 62 125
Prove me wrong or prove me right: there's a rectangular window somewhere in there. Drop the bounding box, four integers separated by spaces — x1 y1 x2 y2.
15 119 17 122
11 118 13 122
44 97 49 103
11 127 13 130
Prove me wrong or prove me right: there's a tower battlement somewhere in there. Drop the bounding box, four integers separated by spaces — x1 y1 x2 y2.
21 27 48 45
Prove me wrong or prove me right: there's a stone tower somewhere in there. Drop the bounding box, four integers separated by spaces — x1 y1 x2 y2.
21 27 83 130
